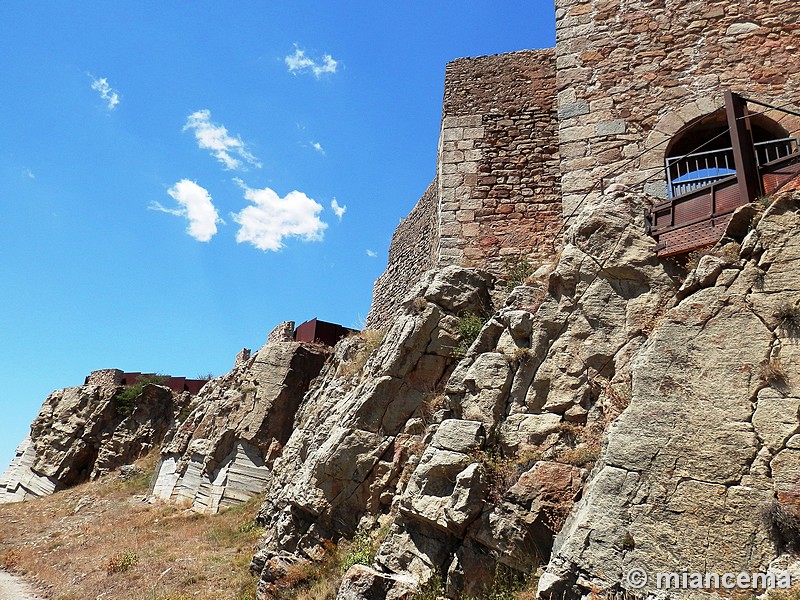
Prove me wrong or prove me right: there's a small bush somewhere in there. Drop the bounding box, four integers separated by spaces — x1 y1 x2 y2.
340 525 389 573
457 312 487 355
420 393 448 425
413 575 444 600
503 255 534 291
104 549 139 574
114 374 169 418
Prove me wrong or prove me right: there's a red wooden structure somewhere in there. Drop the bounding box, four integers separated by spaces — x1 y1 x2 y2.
648 92 800 257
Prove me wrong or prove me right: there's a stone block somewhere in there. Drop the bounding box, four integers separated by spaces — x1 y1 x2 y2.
595 119 626 136
558 100 590 120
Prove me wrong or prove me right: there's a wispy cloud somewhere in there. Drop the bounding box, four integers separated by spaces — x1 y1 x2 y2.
90 76 120 110
183 109 261 171
285 45 338 78
150 179 223 242
330 199 346 221
23 168 35 180
310 141 325 155
366 249 378 258
232 179 327 251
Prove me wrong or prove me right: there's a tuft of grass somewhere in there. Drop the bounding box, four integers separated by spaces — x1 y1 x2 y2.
339 524 390 573
776 304 800 338
413 575 444 600
457 312 487 355
340 329 387 379
765 500 800 552
557 443 600 468
760 356 788 386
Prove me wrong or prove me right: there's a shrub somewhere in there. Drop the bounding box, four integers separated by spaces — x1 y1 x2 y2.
104 549 139 574
503 255 534 291
457 312 487 355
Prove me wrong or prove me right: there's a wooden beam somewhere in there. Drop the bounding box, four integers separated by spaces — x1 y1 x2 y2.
725 90 762 203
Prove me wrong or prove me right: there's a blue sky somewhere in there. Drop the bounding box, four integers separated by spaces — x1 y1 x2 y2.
0 2 555 468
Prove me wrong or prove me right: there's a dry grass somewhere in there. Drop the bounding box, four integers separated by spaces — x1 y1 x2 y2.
0 451 263 600
339 329 387 379
760 356 788 386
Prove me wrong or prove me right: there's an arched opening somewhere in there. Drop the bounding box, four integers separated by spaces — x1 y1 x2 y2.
665 109 792 197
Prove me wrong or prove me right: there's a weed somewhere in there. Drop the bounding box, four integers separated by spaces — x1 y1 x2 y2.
104 549 139 574
776 304 800 337
472 446 542 503
464 564 538 600
340 524 390 573
457 312 487 355
621 532 635 550
506 346 534 366
758 194 774 209
503 254 534 291
413 574 444 600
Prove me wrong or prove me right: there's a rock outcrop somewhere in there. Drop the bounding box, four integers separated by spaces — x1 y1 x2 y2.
150 338 329 513
0 378 191 503
539 189 800 597
248 187 681 598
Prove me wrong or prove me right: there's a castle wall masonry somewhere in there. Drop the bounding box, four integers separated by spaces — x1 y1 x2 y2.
367 0 800 328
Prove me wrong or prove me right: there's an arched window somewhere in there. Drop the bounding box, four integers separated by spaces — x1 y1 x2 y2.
665 109 792 198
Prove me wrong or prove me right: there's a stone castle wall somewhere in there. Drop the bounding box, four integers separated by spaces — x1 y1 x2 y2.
555 0 800 216
366 179 439 328
437 49 562 272
367 0 800 328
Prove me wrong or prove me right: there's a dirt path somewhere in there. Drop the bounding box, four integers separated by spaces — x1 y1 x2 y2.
0 570 41 600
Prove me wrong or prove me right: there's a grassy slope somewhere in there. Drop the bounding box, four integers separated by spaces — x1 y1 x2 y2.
0 453 261 600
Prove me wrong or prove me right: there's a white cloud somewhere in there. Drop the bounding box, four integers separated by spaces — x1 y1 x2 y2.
150 179 222 242
23 168 34 180
330 199 346 221
310 141 325 155
90 76 120 110
183 109 261 170
366 249 378 258
285 45 338 78
232 179 327 251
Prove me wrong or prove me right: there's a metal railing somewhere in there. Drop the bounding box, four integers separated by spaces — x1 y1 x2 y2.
666 136 799 197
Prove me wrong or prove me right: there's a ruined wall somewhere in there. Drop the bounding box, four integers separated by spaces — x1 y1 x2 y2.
555 0 800 217
438 49 562 274
366 179 439 328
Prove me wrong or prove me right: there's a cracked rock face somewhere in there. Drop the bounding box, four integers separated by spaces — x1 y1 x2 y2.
150 340 329 514
540 190 800 598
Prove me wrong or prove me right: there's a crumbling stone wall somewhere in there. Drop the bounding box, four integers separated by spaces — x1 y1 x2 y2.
84 369 123 387
555 0 800 217
438 49 562 272
366 179 439 328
